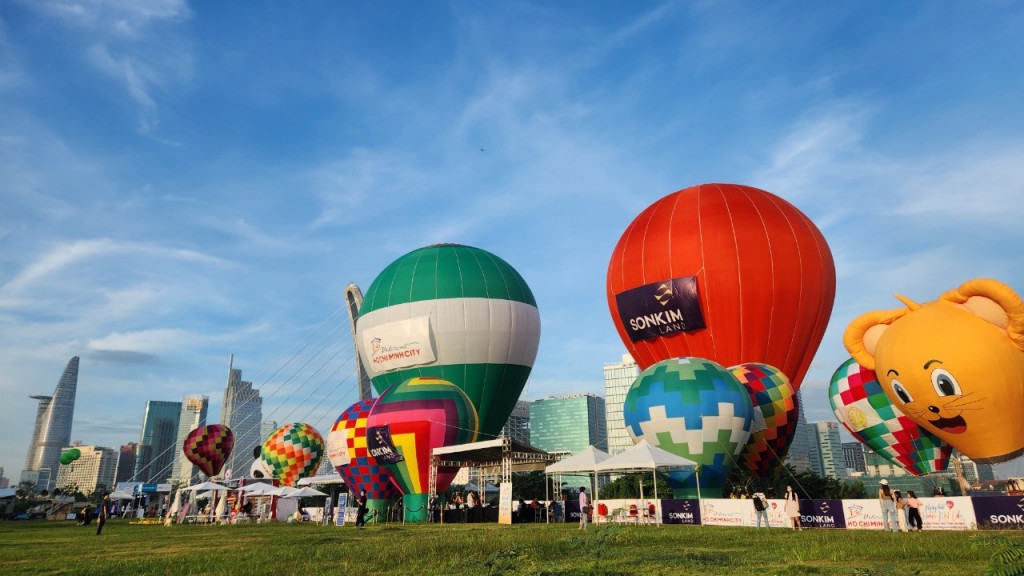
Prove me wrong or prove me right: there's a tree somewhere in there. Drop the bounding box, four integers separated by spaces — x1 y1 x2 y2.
16 481 38 502
600 472 673 499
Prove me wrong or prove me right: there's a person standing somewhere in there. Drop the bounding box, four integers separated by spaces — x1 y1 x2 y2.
355 490 368 528
784 486 802 530
752 490 770 528
879 480 897 532
96 494 110 536
578 487 590 530
894 490 909 532
906 491 923 531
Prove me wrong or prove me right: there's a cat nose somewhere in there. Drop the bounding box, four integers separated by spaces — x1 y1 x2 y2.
928 405 940 413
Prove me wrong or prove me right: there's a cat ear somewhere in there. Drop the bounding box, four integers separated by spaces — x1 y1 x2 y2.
941 279 1024 351
844 307 909 370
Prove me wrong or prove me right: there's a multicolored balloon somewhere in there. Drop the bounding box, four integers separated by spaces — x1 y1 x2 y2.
59 448 81 466
829 358 951 476
261 422 325 487
356 244 540 437
623 357 753 498
328 399 399 502
365 377 479 521
607 184 836 390
730 363 799 478
182 424 234 478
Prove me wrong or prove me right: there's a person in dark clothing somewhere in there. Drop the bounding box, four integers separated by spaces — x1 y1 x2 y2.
355 490 368 528
96 494 110 535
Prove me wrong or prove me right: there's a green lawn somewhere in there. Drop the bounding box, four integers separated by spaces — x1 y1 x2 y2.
0 519 1017 575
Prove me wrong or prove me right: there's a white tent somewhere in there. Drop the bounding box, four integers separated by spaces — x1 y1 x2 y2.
544 445 610 474
594 440 702 519
237 483 277 495
181 481 229 492
283 487 328 498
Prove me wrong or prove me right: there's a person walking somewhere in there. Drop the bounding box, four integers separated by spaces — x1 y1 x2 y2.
355 490 368 528
578 487 590 530
906 490 923 531
879 480 897 532
96 493 110 536
753 490 770 528
784 486 802 530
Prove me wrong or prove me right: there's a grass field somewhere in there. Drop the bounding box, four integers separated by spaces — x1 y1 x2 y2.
0 519 1019 575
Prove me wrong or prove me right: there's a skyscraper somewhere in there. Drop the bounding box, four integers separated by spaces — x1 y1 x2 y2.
345 283 374 401
500 400 531 445
813 421 847 480
603 354 639 455
55 445 117 495
171 395 209 485
529 394 607 454
842 442 867 474
133 400 182 483
221 356 262 479
21 356 79 492
115 443 137 484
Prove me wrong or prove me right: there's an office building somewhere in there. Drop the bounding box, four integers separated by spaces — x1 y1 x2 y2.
814 421 848 480
260 420 279 445
345 283 374 401
842 442 867 474
603 354 640 455
21 356 79 492
171 395 209 484
957 452 996 485
221 356 262 479
0 466 9 489
55 444 117 495
500 400 531 445
133 400 182 483
115 443 137 484
529 393 607 455
785 390 819 475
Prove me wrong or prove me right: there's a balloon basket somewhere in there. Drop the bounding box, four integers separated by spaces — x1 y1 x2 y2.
402 493 429 523
366 498 391 524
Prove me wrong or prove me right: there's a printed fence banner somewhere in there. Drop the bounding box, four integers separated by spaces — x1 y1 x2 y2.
843 499 885 530
968 496 1024 530
700 499 750 527
798 499 846 529
918 496 975 530
661 499 701 525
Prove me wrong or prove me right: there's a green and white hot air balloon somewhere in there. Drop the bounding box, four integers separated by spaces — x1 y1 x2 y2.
356 244 541 438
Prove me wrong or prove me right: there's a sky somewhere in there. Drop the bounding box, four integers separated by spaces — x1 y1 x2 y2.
2 1 1024 480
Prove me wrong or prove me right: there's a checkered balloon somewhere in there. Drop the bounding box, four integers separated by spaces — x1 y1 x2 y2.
182 424 234 478
829 358 951 476
623 357 753 498
261 422 325 487
328 399 399 501
731 363 799 478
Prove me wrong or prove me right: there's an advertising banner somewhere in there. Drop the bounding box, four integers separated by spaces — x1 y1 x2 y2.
661 499 702 525
974 496 1024 530
843 499 885 530
361 316 436 373
326 428 350 469
918 496 976 531
365 425 404 464
614 276 706 343
335 493 348 526
499 482 513 525
798 499 846 529
699 499 791 528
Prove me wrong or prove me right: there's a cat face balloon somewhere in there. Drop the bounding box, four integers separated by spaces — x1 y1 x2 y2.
844 279 1024 463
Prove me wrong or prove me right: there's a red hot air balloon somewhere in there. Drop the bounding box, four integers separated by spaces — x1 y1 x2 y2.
606 184 836 390
183 424 235 478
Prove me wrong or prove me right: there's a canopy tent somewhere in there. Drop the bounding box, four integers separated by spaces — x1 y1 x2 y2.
297 475 346 486
181 482 229 492
594 440 702 515
544 446 610 474
0 488 16 499
108 490 135 500
283 487 328 498
236 483 277 495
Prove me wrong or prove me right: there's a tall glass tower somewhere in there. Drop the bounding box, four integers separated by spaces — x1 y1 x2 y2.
529 394 607 455
221 356 262 479
21 356 79 492
133 400 182 483
171 395 209 485
603 354 639 455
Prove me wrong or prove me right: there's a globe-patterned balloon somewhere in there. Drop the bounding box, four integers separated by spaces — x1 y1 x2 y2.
183 424 235 478
366 377 478 521
623 357 753 498
730 363 799 478
829 358 951 476
328 399 399 501
261 422 325 487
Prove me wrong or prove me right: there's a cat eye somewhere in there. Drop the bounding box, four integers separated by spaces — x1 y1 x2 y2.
931 369 962 397
891 380 913 404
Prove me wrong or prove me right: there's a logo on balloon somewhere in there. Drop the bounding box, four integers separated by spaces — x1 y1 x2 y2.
615 276 706 342
366 425 404 464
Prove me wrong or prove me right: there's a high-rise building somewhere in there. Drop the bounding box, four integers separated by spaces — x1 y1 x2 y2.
500 400 531 445
957 452 996 485
345 283 374 401
260 420 279 444
55 445 117 495
785 390 819 475
529 394 607 455
222 356 262 479
813 421 847 480
603 354 639 455
115 443 137 484
171 395 209 485
21 356 79 492
0 466 9 489
842 442 867 474
133 400 182 483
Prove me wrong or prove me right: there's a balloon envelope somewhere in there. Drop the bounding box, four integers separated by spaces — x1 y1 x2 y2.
328 398 399 501
356 244 540 437
261 423 325 487
365 377 479 497
829 358 951 476
182 424 235 478
607 184 836 390
730 363 799 478
623 357 753 497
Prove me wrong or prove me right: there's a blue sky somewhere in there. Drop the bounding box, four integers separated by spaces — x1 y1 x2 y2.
2 1 1024 480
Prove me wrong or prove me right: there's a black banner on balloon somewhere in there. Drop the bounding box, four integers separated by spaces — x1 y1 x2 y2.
661 499 701 525
366 425 405 464
614 276 706 343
